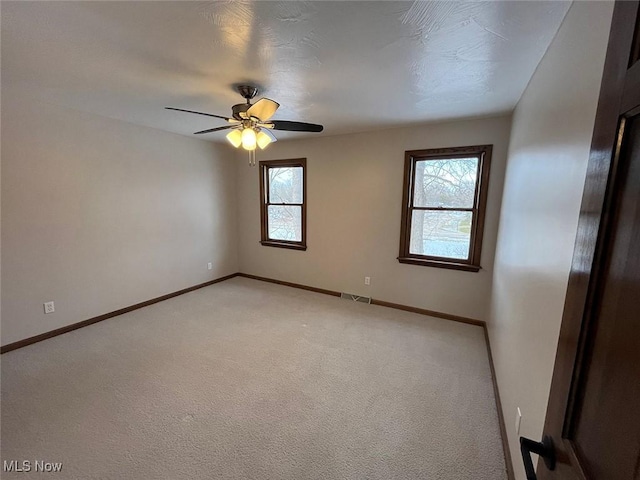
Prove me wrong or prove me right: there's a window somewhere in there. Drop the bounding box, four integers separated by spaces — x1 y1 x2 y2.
260 158 307 250
398 145 492 272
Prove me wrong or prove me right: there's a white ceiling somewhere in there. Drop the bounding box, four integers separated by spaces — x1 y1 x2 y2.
2 1 571 142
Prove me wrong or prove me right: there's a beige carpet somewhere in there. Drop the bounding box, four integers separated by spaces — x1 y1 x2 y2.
1 277 507 479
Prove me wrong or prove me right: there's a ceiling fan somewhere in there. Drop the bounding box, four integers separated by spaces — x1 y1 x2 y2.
166 85 323 164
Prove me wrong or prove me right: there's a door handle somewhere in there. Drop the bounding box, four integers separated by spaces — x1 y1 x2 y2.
520 435 556 480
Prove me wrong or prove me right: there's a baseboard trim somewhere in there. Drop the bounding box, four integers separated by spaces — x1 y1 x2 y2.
236 273 342 297
0 273 239 354
237 273 482 326
482 324 515 480
370 299 484 326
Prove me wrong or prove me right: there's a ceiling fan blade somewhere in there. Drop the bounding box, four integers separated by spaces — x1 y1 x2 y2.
270 120 323 133
193 125 235 135
247 98 280 122
166 107 232 121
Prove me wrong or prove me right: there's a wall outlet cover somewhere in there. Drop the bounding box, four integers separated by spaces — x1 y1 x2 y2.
44 301 55 314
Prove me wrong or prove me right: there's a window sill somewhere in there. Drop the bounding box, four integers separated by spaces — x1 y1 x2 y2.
397 257 481 272
260 240 307 251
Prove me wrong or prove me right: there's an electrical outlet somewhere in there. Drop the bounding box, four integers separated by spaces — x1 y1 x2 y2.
44 301 55 314
364 276 371 285
515 407 522 435
207 262 212 270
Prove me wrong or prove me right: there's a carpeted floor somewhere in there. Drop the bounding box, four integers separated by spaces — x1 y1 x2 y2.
1 277 507 479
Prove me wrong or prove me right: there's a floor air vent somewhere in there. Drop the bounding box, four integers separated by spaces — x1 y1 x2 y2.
340 293 372 304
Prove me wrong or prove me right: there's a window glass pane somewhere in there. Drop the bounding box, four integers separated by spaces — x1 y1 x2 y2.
268 167 303 204
409 210 472 259
413 157 478 208
267 205 302 241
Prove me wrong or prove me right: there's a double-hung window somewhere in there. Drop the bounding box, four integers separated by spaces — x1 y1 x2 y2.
259 158 307 250
398 145 492 271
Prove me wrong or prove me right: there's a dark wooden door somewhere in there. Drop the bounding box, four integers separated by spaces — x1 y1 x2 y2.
535 2 640 479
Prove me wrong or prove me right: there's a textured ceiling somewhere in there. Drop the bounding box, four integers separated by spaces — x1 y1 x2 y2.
2 1 571 142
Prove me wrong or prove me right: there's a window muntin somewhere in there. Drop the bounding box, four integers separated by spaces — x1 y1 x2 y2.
399 146 492 271
260 159 306 250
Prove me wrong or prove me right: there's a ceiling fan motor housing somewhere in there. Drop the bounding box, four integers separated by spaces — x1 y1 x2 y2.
232 103 251 121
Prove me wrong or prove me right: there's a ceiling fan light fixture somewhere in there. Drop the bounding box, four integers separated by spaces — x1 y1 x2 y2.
226 129 243 148
256 130 273 150
241 127 257 150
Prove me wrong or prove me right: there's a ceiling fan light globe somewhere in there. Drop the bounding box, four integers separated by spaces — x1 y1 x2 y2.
256 131 273 150
241 128 257 150
226 129 242 148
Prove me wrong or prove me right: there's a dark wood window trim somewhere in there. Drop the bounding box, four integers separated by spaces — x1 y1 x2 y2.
398 145 492 272
259 158 307 251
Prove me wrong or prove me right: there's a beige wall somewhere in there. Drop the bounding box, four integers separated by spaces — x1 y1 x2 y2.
236 115 512 321
1 91 238 345
487 2 614 478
